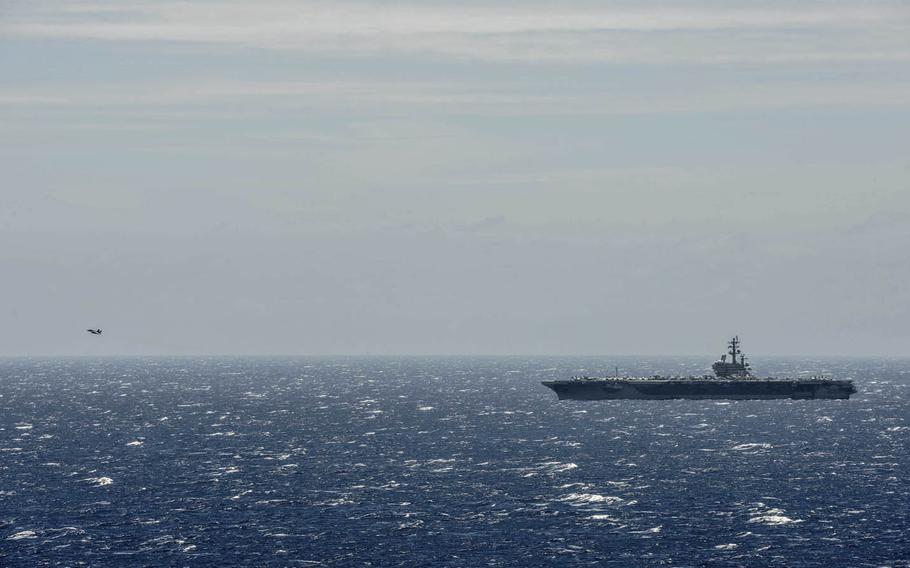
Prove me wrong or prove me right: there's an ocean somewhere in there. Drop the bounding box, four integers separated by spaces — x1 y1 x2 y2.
1 356 907 567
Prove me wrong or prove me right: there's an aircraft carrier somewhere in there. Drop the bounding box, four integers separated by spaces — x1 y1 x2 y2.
542 336 856 400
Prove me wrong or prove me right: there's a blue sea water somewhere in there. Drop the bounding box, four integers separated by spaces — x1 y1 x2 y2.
0 356 908 567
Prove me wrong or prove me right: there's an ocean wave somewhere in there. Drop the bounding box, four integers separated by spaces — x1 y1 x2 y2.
516 461 579 477
730 443 773 451
585 514 619 521
558 483 588 489
748 515 803 526
747 502 803 526
540 461 578 473
7 530 37 540
315 496 356 506
630 526 662 534
560 493 625 506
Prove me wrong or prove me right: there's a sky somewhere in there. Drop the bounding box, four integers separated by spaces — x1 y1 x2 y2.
1 0 909 357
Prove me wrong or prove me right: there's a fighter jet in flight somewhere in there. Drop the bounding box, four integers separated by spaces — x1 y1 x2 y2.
87 329 103 335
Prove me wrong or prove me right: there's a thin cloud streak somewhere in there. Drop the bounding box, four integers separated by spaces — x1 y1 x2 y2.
6 1 909 64
2 79 909 117
13 1 900 34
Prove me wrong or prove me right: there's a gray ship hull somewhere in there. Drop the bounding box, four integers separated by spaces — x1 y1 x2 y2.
542 379 856 400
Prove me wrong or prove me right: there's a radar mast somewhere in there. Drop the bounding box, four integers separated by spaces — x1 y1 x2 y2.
728 336 741 365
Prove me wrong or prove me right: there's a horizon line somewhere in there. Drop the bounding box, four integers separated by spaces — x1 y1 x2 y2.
1 352 907 359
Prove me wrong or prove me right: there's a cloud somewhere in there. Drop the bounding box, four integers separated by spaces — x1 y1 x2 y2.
2 78 909 118
6 0 909 64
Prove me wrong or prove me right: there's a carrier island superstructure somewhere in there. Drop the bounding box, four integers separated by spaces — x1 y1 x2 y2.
542 336 856 400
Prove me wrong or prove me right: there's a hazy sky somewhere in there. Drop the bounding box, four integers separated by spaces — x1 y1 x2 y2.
1 0 909 356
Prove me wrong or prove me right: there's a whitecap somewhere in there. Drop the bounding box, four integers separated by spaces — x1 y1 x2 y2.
7 530 37 540
631 526 662 534
398 520 424 529
540 461 578 473
126 440 144 447
558 483 588 489
585 514 618 521
560 493 625 506
748 515 802 526
418 406 434 411
714 543 738 550
255 499 289 505
86 476 114 487
316 497 356 506
731 443 773 451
